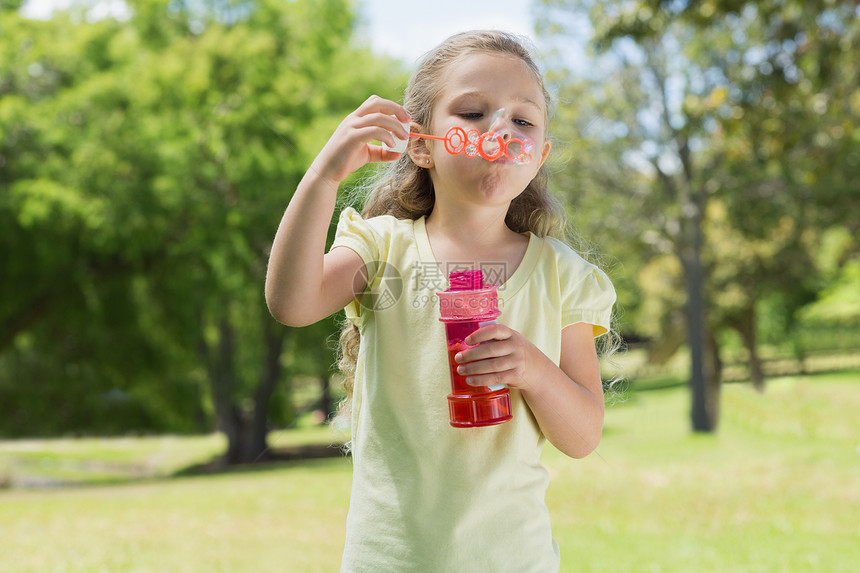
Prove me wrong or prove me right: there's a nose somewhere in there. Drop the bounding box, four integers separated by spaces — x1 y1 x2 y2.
488 109 512 140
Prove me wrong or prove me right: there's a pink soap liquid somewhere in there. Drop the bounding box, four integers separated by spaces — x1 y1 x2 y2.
444 321 512 427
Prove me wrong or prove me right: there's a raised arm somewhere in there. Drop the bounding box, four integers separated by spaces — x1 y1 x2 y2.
265 96 410 326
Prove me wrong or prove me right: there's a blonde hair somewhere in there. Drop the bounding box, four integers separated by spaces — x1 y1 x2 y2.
335 30 620 426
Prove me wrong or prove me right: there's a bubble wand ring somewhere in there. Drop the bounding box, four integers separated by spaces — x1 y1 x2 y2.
410 126 534 165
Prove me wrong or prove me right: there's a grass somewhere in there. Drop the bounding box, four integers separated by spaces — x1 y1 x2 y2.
550 372 860 572
0 417 349 487
0 434 227 487
1 372 859 572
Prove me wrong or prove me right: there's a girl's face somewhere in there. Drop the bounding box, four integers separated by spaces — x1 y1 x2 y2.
421 52 552 209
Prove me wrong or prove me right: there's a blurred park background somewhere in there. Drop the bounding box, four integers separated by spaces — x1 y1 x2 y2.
1 0 859 570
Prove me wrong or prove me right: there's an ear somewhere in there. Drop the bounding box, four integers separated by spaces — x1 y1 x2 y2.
535 138 552 170
407 122 434 168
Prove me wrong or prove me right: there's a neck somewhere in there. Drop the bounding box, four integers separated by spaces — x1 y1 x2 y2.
425 201 514 251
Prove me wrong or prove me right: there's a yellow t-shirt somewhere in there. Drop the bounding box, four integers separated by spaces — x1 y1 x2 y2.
331 208 615 573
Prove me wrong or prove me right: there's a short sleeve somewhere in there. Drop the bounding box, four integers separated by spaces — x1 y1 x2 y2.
562 267 616 338
331 207 380 266
330 207 382 327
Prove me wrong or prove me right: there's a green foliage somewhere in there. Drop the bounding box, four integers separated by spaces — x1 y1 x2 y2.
0 1 407 439
537 0 860 367
799 260 860 323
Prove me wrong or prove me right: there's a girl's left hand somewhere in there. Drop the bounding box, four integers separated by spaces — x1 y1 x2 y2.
453 323 535 390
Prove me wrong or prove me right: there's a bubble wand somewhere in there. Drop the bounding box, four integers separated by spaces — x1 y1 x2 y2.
386 125 535 165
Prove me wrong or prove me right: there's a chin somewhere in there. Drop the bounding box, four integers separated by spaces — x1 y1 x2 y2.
477 172 519 199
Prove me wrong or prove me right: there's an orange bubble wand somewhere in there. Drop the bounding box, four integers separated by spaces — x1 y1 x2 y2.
403 126 535 165
383 124 535 165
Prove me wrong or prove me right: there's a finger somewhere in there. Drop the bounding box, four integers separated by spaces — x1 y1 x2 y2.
356 95 411 124
366 144 405 163
346 114 410 149
354 112 411 140
347 113 406 140
464 323 512 346
456 356 513 377
465 369 518 387
349 125 403 151
455 339 509 364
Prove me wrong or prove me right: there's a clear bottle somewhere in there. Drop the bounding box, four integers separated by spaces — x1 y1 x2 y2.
438 270 513 427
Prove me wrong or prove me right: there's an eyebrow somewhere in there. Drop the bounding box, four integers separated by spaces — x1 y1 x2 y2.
450 90 543 112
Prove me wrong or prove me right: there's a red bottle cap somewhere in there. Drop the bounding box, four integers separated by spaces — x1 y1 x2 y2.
438 270 500 322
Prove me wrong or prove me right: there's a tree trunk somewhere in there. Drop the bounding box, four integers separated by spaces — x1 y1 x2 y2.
704 327 722 428
206 316 246 464
684 259 714 432
246 317 289 462
736 307 765 392
319 376 334 422
681 183 716 432
209 313 287 465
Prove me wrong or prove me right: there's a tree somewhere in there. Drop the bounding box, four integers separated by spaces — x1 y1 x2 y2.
1 8 205 435
1 0 407 461
134 0 407 463
539 7 723 430
537 0 859 429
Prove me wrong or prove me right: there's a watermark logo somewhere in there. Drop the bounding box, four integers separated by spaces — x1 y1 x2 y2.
410 261 509 311
353 261 509 312
354 261 404 311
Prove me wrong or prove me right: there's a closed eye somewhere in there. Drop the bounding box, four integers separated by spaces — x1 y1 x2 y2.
458 112 484 121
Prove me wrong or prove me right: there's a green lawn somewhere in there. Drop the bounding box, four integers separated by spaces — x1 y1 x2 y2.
2 372 859 572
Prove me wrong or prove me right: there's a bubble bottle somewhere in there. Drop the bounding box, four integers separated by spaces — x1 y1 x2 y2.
438 270 513 427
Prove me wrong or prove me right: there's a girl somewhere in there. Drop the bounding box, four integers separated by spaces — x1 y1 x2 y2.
266 30 616 573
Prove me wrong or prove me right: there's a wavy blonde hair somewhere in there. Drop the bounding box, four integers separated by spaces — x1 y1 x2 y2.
335 30 620 426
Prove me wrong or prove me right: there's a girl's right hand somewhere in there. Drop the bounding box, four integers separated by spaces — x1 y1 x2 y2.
310 95 411 186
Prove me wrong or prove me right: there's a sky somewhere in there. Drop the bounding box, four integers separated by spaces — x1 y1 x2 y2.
357 0 538 63
21 0 544 64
